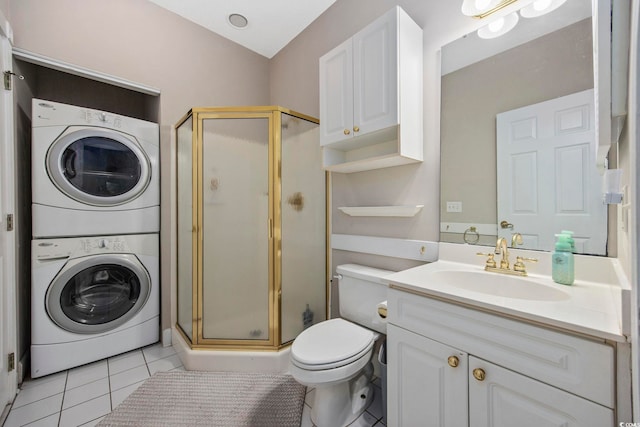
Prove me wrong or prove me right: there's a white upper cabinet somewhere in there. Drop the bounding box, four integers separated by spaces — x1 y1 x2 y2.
319 6 423 173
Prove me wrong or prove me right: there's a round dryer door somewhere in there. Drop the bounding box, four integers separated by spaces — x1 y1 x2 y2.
46 254 151 334
46 127 151 206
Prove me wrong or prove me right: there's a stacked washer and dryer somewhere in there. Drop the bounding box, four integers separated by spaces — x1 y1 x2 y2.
30 99 160 378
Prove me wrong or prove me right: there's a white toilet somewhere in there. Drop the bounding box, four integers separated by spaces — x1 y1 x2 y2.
289 264 392 427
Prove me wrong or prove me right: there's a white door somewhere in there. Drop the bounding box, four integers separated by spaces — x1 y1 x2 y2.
387 324 468 427
497 89 607 255
0 11 17 413
468 357 613 427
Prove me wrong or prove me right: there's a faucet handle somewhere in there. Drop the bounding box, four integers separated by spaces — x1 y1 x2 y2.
513 256 538 273
476 252 496 269
511 232 523 248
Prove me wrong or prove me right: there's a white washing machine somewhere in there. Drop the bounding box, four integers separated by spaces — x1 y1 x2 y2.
32 99 160 238
31 233 159 378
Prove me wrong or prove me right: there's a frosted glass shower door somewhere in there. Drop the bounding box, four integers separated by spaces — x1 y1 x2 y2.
280 114 326 344
201 117 270 341
176 116 193 341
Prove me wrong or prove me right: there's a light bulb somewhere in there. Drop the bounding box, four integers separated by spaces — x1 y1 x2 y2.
475 0 492 10
488 17 505 33
533 0 552 11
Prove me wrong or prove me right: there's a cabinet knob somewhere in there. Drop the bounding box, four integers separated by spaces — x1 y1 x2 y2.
344 129 351 135
353 126 360 132
447 356 459 368
472 368 486 381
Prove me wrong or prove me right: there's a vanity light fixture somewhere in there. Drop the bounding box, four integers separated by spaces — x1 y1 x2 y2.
228 13 248 29
461 0 518 19
520 0 568 18
467 0 569 39
477 12 520 39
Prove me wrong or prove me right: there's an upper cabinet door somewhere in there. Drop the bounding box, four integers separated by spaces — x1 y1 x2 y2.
353 10 398 137
319 38 353 146
319 6 422 172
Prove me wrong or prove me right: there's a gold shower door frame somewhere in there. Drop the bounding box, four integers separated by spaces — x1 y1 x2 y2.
175 106 327 351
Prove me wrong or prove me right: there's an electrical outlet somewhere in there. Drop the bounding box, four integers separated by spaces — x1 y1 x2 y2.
446 201 462 213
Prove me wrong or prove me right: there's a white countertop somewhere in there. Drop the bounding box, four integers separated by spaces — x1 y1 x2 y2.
386 244 629 343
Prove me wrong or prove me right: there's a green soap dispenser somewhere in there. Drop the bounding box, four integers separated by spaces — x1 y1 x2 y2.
552 234 574 285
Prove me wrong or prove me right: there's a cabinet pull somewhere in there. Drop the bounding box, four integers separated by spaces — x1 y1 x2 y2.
353 126 360 132
472 368 486 381
447 356 459 368
344 129 351 135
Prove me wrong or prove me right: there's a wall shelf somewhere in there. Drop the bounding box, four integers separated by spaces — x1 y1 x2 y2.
338 205 424 217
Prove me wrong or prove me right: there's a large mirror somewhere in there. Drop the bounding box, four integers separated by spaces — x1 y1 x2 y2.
439 0 609 255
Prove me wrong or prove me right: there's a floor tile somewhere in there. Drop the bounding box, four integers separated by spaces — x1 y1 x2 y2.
107 350 145 375
66 360 108 390
79 416 105 427
109 364 150 391
349 410 379 427
110 379 145 408
147 354 182 375
305 388 316 407
3 393 63 427
20 371 67 390
142 342 175 363
300 403 314 427
365 384 384 420
62 377 110 410
58 394 111 427
23 413 60 426
13 375 66 408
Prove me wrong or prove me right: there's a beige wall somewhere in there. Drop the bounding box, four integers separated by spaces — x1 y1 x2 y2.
270 1 475 285
5 0 270 332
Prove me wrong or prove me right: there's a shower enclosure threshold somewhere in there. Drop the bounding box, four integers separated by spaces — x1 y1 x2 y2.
172 328 292 373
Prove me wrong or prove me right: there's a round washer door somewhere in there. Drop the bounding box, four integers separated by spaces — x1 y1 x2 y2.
46 254 151 334
46 127 151 206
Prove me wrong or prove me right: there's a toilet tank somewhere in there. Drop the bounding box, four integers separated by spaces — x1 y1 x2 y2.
337 264 393 334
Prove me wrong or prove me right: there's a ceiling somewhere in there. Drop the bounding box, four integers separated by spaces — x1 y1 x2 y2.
148 0 338 58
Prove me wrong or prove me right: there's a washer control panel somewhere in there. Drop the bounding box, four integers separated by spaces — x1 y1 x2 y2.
34 236 130 260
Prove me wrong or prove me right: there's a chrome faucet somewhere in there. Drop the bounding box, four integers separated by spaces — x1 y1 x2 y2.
494 237 510 269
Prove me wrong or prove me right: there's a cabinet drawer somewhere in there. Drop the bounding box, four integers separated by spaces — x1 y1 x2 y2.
388 288 614 408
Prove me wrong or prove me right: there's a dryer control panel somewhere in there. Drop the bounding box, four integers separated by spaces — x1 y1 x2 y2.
33 236 130 260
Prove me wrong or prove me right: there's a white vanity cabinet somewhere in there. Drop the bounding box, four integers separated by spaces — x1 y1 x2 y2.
387 288 615 427
319 6 423 173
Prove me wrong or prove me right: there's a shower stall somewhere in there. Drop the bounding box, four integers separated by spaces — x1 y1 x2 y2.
175 106 327 353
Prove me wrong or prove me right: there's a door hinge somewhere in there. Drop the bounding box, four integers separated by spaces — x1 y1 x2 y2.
3 71 24 91
8 353 15 372
6 213 13 231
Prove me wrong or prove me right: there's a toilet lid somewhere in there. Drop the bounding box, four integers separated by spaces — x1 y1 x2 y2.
291 318 375 368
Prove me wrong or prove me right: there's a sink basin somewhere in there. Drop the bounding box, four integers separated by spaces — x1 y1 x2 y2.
430 270 571 302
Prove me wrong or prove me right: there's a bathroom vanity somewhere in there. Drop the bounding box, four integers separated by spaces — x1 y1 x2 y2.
385 243 630 426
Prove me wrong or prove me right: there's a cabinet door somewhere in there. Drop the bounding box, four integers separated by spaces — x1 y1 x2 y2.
387 324 468 427
468 357 613 427
319 38 353 145
352 8 398 137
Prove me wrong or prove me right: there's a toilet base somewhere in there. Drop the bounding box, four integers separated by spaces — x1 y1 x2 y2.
310 362 375 427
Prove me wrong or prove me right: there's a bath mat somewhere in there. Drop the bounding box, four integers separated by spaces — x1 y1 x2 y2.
97 371 306 427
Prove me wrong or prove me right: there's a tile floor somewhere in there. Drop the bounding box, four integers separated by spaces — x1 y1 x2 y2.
3 343 386 427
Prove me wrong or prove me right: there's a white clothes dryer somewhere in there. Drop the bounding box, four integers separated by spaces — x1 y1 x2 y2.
32 99 159 238
31 233 159 378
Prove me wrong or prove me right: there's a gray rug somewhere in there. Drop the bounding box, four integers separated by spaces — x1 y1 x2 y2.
98 371 306 427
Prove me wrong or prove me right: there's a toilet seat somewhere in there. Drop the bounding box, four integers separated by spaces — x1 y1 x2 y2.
291 318 375 370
